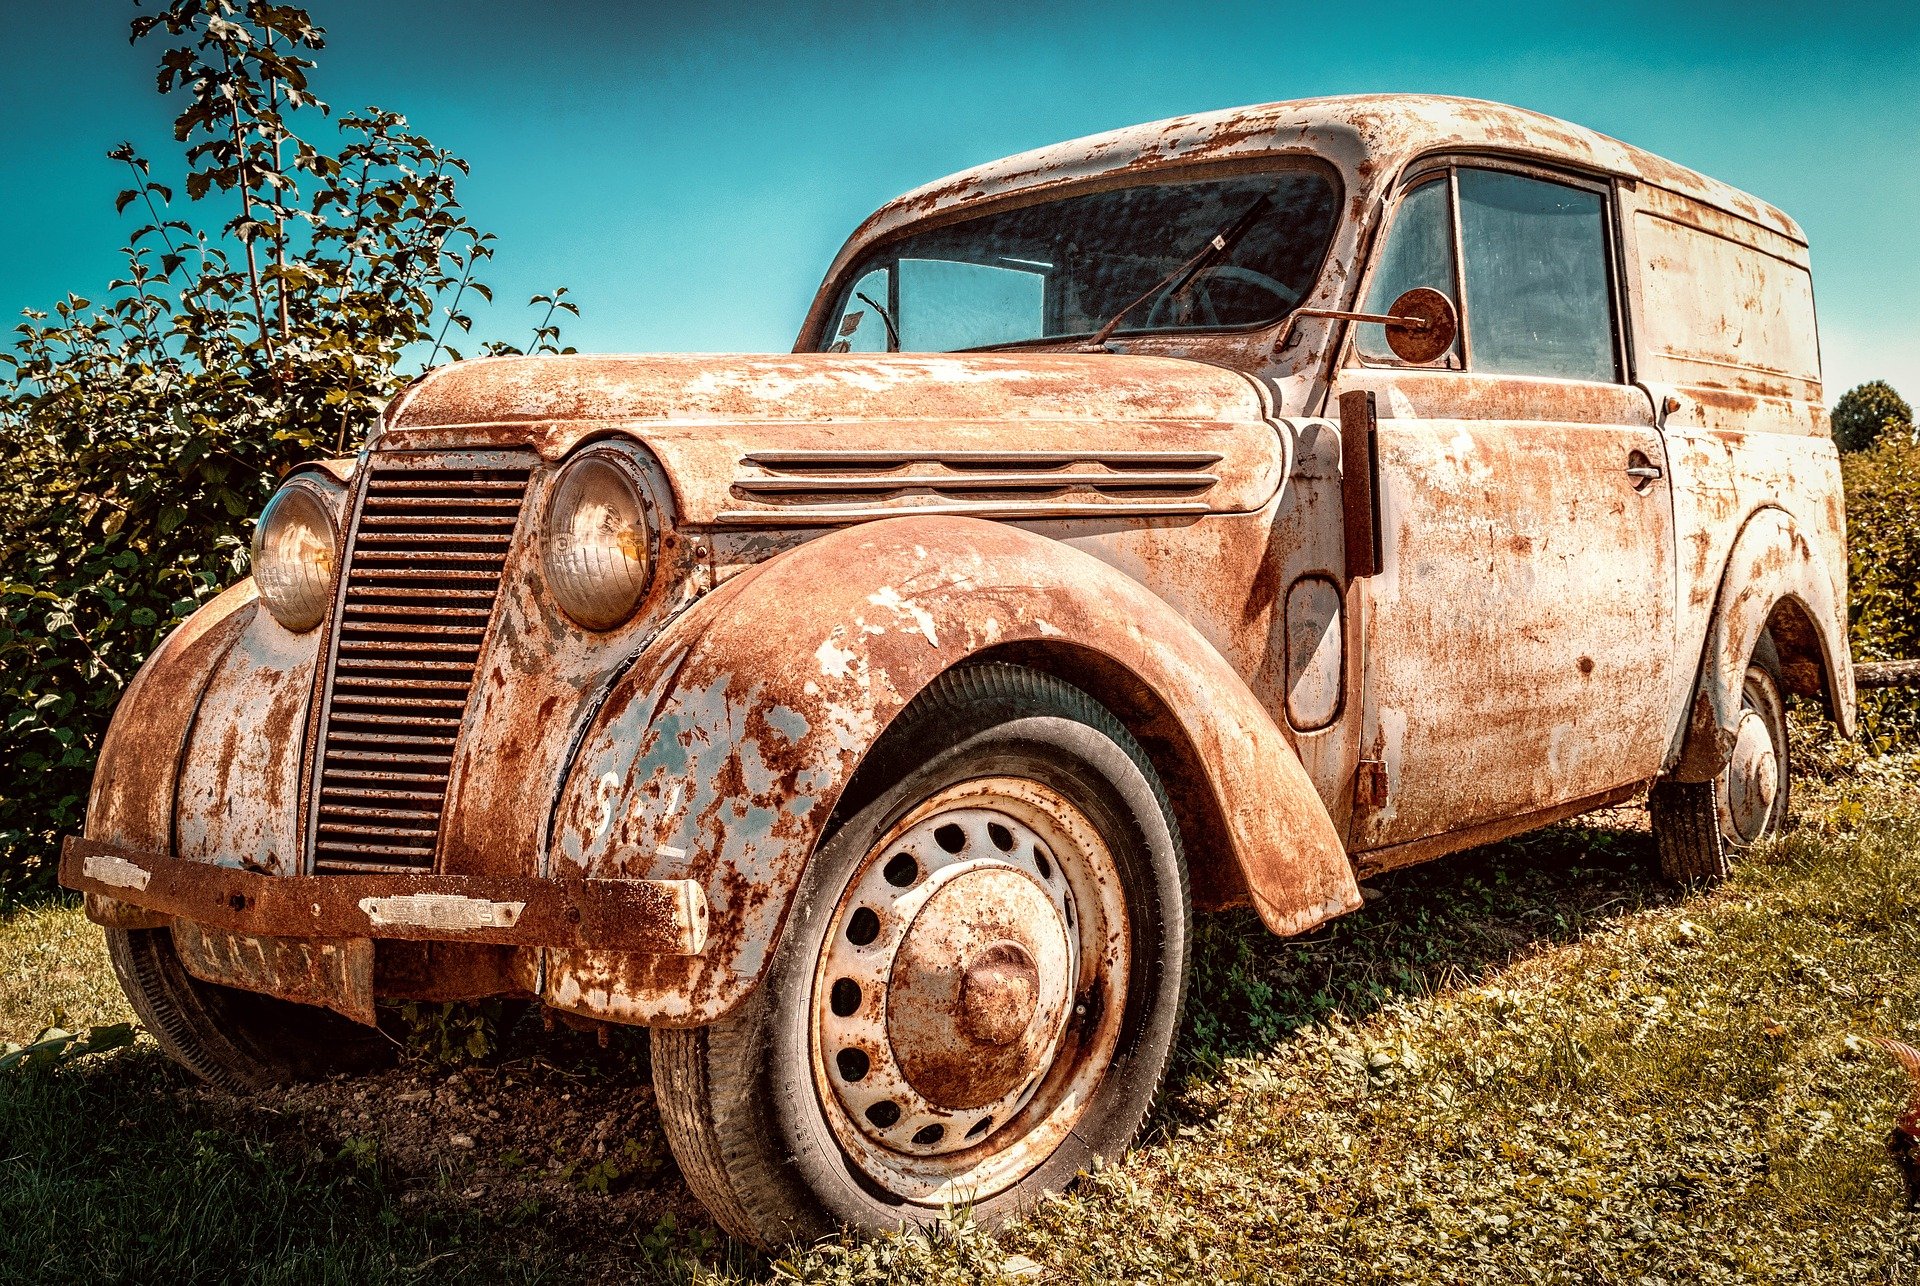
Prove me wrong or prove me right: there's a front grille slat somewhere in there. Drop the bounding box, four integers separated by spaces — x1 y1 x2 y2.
310 456 533 875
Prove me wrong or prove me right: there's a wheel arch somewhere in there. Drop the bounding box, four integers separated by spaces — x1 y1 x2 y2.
944 639 1250 912
86 579 261 853
1668 505 1855 782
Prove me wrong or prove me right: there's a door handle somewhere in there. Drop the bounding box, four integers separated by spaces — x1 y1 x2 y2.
1625 449 1663 491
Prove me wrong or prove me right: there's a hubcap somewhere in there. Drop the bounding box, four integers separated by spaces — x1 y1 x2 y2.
1723 707 1779 843
809 777 1129 1204
885 864 1073 1113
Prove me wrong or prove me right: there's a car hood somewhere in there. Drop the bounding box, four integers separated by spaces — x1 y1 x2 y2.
380 352 1286 525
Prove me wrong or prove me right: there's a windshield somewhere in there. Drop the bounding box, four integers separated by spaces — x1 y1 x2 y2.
814 166 1339 353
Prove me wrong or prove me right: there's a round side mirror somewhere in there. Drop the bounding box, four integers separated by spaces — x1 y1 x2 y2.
1384 287 1458 364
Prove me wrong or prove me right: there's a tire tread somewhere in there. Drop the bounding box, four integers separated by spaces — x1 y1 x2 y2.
1649 779 1729 883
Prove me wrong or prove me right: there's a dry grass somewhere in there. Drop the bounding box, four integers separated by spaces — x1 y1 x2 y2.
0 900 130 1045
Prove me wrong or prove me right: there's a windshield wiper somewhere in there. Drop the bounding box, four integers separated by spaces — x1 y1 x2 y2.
855 290 900 352
1079 194 1271 350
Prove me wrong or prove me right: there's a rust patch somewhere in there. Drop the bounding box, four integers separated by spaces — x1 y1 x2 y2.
172 919 376 1026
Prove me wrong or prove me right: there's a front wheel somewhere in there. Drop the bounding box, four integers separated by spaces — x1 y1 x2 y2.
1650 634 1790 882
653 663 1190 1247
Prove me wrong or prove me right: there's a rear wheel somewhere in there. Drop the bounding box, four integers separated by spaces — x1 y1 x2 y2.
653 663 1190 1247
106 926 394 1091
1650 635 1790 882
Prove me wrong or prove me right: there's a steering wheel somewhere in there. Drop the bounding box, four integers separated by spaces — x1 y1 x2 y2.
1144 264 1301 330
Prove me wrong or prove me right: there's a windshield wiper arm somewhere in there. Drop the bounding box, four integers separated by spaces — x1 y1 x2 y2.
855 291 900 352
1079 194 1272 350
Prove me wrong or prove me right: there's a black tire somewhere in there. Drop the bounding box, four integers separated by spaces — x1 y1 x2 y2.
106 926 394 1091
1651 634 1790 883
653 662 1190 1247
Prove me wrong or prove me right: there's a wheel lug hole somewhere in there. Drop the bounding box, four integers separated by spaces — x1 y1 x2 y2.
845 907 880 946
865 1100 901 1129
835 1047 870 1082
829 978 862 1017
934 823 966 854
986 822 1014 852
883 853 920 887
911 1123 945 1147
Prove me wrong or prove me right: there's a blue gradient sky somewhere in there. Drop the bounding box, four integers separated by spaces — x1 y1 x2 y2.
2 1 1914 402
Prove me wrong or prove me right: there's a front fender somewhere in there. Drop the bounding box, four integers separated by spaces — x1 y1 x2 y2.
85 580 261 852
546 516 1357 1025
1670 506 1855 781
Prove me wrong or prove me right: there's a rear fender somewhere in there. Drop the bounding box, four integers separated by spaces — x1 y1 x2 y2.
1669 506 1854 781
546 516 1357 1025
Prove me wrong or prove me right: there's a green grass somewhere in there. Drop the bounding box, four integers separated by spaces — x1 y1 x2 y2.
4 762 1918 1283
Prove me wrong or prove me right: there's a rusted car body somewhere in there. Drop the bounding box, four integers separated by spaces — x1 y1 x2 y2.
63 94 1851 1242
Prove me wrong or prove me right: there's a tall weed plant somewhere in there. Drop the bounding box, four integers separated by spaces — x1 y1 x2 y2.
0 2 573 897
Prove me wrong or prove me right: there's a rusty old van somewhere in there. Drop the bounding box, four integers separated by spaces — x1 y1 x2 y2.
61 95 1851 1245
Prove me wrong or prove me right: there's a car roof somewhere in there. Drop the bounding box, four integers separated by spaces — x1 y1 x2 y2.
839 93 1802 255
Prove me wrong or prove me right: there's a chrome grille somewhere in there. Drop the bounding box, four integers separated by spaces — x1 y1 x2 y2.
309 454 535 874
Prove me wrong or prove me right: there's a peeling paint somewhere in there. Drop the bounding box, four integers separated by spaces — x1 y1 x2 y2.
83 852 151 892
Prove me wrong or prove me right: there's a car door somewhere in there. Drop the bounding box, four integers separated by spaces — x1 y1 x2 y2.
1330 161 1677 856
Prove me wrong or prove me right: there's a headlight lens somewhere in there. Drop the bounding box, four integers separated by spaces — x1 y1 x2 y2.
251 476 341 633
544 452 654 631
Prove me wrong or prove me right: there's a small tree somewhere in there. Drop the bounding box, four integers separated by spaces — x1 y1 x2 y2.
1831 380 1912 453
0 1 575 896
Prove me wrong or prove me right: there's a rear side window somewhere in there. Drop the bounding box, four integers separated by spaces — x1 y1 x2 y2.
1458 169 1617 382
1355 164 1620 383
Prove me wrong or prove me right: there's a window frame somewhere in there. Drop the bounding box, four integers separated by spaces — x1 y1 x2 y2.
1345 156 1629 386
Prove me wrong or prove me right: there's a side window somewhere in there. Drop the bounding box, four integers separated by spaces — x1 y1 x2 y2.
1355 178 1458 364
1457 168 1617 382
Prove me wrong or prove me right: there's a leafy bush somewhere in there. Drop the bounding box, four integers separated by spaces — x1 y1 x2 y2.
1831 379 1913 453
0 2 572 897
1843 436 1920 751
397 999 521 1066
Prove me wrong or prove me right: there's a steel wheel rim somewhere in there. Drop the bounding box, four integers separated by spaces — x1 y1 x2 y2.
808 775 1130 1205
1719 672 1782 844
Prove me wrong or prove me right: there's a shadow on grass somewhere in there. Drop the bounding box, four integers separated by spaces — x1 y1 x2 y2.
0 811 1675 1282
0 1017 742 1284
1179 808 1678 1076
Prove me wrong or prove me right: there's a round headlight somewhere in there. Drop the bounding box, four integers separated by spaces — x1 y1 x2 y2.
544 452 654 631
251 476 341 633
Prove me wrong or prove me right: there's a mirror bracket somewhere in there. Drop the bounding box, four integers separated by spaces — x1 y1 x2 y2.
1295 287 1458 364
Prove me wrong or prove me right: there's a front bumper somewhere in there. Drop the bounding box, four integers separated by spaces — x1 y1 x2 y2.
61 837 709 954
60 837 710 1024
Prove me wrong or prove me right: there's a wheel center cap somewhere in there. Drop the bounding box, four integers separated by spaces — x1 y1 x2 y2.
1725 709 1778 841
958 942 1040 1046
885 866 1072 1110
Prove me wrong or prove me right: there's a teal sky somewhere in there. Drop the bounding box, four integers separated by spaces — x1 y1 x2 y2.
3 1 1915 404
